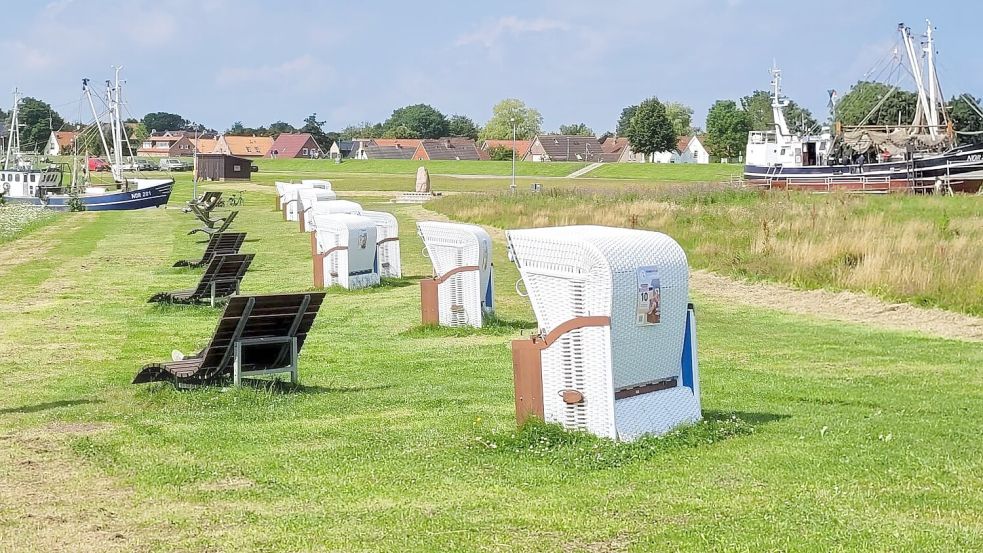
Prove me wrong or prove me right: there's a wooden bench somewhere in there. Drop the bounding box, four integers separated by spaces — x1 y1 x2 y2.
149 253 254 306
173 232 247 268
189 210 238 236
133 292 326 387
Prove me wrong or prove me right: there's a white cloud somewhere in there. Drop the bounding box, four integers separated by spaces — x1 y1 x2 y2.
43 0 75 17
1 40 57 72
215 55 333 91
456 16 569 53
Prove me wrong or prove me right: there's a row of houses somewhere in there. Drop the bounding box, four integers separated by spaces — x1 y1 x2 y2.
45 128 710 164
44 129 326 159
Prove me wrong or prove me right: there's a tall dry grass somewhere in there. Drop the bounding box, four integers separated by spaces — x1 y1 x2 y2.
432 186 983 315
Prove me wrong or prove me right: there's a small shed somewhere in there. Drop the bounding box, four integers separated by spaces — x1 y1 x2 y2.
196 154 255 181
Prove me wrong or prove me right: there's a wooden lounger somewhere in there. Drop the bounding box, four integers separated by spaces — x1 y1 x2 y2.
182 191 223 214
149 253 254 306
133 292 325 387
189 203 233 227
173 232 246 268
188 211 238 236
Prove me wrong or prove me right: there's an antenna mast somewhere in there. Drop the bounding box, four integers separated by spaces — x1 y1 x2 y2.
4 89 20 168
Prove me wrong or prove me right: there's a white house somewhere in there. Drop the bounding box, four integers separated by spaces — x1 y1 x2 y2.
45 131 79 156
651 136 710 164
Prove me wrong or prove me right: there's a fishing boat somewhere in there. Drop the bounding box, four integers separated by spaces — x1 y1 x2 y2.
743 22 983 194
0 68 173 211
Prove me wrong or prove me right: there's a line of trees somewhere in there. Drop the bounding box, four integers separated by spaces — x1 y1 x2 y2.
8 84 982 160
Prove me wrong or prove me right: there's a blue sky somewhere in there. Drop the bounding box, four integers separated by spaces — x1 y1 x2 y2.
2 0 979 133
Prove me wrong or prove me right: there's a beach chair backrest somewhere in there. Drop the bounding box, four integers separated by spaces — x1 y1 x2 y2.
191 253 254 299
198 292 326 379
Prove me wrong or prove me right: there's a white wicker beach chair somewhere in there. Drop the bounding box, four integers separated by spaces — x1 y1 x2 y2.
362 210 402 278
312 213 380 290
296 188 339 231
417 221 494 328
506 225 701 441
275 182 310 219
301 179 333 190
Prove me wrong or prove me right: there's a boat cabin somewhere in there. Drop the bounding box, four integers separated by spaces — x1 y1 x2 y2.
746 130 831 168
0 168 64 198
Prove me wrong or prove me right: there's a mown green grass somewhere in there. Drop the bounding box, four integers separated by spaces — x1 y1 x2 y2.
254 158 588 177
583 162 743 181
0 180 981 551
430 186 983 315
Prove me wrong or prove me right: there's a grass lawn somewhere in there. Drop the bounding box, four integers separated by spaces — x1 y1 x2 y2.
253 158 588 178
0 179 981 551
430 187 983 316
582 163 743 181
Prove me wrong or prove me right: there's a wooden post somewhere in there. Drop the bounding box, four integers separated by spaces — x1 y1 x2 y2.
512 339 544 425
420 279 439 325
313 253 325 288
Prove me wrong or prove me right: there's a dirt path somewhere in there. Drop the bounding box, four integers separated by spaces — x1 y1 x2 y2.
690 270 983 342
417 206 983 343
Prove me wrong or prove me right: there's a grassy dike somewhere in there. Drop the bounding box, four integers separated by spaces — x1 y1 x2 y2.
0 179 980 551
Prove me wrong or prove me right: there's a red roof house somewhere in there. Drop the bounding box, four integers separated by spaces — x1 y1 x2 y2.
267 133 324 159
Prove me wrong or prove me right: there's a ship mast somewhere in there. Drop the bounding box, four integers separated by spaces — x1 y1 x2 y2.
770 63 791 137
4 89 21 168
82 78 114 177
107 66 125 182
925 21 939 136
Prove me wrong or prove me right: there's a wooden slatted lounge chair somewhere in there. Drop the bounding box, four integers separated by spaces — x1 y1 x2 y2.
133 292 326 387
149 253 254 306
188 210 238 236
189 203 231 227
182 191 223 213
172 232 246 268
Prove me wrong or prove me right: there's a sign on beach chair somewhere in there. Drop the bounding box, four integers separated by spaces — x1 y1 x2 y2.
133 292 325 387
312 214 380 290
172 232 246 268
417 221 494 328
506 225 701 441
362 210 401 278
149 253 254 306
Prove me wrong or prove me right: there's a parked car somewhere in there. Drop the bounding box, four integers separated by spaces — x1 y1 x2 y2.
120 158 155 171
159 157 192 171
88 157 111 172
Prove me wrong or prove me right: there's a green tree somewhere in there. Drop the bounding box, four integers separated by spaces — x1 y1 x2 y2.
741 90 818 134
17 97 65 153
623 97 675 156
142 112 189 133
950 95 983 145
616 105 637 136
558 123 594 136
301 113 332 149
382 124 419 139
665 102 694 137
267 121 297 137
834 81 918 127
339 121 384 140
448 114 480 140
479 99 543 140
384 104 448 139
486 145 514 161
225 122 270 136
705 100 751 160
130 122 149 142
